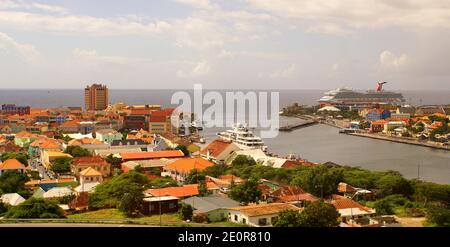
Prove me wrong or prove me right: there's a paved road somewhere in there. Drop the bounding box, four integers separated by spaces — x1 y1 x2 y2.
0 223 158 227
31 158 53 179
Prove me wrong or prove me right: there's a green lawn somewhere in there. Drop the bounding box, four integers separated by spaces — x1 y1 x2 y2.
68 209 125 219
67 209 246 226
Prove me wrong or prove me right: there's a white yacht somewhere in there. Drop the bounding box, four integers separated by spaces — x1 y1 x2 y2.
217 123 268 152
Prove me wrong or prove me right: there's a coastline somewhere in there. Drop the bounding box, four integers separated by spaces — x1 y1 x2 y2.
281 116 449 151
348 132 450 151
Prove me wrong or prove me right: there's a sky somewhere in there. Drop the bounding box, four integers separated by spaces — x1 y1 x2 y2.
0 0 450 90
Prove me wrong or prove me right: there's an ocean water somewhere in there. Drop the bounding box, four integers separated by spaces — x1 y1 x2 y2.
0 89 448 108
0 89 449 183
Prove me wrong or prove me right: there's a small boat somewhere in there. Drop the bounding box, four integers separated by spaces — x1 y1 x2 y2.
339 128 356 134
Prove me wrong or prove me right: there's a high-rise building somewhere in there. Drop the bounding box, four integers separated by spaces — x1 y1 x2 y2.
84 84 109 111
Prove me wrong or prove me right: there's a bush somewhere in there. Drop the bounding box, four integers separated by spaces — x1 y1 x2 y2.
192 213 209 223
426 206 450 227
179 203 193 221
5 198 65 218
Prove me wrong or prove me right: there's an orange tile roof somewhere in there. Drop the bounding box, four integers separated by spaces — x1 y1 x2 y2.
228 203 300 217
371 120 386 125
200 139 233 157
164 157 214 173
25 178 76 186
60 120 80 127
15 130 34 138
79 167 102 177
120 150 184 160
68 137 104 146
331 196 373 212
130 109 152 115
0 159 26 169
145 182 218 198
73 156 107 166
30 138 62 149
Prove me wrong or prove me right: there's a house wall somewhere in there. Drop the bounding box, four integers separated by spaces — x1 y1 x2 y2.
208 209 228 222
228 210 279 227
72 164 110 177
141 199 179 215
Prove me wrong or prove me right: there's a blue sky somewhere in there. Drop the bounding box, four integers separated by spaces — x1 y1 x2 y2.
0 0 449 90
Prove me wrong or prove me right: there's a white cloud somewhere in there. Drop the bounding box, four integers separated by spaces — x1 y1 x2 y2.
379 50 409 71
245 0 450 34
31 3 68 14
177 59 211 77
72 48 152 65
0 32 42 64
0 11 172 36
175 0 215 10
0 0 68 14
270 64 296 78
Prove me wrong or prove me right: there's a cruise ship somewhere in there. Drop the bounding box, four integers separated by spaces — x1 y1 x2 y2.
217 123 268 152
318 82 405 110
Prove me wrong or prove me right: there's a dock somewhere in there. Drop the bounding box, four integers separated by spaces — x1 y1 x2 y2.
278 119 318 131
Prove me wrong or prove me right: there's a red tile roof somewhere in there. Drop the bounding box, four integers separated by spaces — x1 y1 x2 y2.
73 156 107 167
164 157 214 174
120 150 184 160
149 115 167 122
200 139 233 157
145 182 219 198
331 195 373 212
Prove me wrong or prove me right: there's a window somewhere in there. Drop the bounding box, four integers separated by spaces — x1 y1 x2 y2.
258 218 267 226
242 218 246 224
234 215 238 221
169 203 176 209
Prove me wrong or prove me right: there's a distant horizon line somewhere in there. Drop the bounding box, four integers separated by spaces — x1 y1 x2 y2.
0 88 449 92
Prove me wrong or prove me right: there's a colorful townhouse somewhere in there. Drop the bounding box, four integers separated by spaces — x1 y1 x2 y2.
365 109 391 121
95 128 123 144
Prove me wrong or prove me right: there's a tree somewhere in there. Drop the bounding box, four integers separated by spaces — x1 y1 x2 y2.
5 198 65 218
376 174 413 198
204 164 228 178
64 146 91 157
373 198 395 215
176 145 190 157
231 155 256 167
0 170 29 194
179 203 193 221
89 171 149 209
29 170 41 180
0 201 9 215
118 184 145 217
290 165 342 198
184 169 206 184
198 180 209 197
274 209 302 227
149 177 178 188
297 200 340 227
51 157 73 174
229 179 262 205
105 154 122 170
427 206 450 227
0 152 29 166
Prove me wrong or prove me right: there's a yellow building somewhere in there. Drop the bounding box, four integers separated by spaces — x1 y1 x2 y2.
41 150 73 169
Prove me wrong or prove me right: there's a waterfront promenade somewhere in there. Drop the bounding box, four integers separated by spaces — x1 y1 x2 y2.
348 132 449 151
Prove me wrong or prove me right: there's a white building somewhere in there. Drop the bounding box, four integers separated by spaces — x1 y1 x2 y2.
227 203 301 227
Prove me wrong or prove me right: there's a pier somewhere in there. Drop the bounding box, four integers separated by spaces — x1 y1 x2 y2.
278 119 318 131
